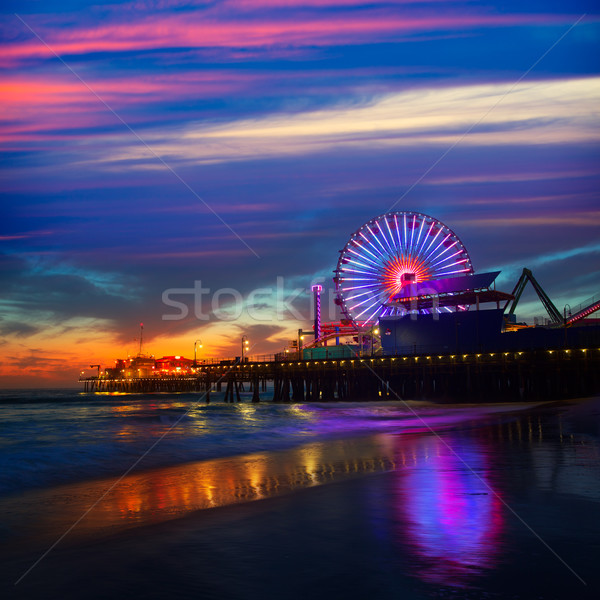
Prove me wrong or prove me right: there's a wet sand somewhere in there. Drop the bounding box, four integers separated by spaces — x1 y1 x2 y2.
3 399 600 599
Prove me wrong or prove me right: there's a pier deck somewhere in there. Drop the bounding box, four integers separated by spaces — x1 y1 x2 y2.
80 347 600 402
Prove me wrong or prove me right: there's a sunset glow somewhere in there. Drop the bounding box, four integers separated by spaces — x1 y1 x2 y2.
1 0 599 386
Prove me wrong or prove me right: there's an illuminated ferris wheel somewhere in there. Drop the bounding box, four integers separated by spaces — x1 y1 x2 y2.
334 211 473 327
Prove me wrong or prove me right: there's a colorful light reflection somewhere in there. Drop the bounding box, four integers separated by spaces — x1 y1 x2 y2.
393 434 504 587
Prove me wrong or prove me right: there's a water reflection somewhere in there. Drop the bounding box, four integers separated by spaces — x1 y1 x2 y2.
0 437 397 555
4 403 598 593
391 434 504 588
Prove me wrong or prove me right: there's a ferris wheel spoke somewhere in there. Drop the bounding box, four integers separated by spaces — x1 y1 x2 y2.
350 284 390 310
415 221 434 258
438 268 471 276
341 277 384 283
394 214 403 254
354 297 384 320
348 299 376 313
436 257 469 269
345 289 378 302
345 264 379 276
412 217 426 256
358 233 387 262
421 233 451 266
435 255 465 270
352 250 381 269
433 240 459 260
341 283 381 292
349 292 379 312
346 256 380 271
366 225 390 258
348 247 380 268
378 218 397 256
384 217 399 254
420 227 443 262
342 271 379 279
378 226 395 257
341 264 381 276
344 260 377 273
407 214 417 255
430 248 462 269
363 302 386 324
441 258 470 269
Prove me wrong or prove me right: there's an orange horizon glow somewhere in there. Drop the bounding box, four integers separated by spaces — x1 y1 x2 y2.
0 321 301 388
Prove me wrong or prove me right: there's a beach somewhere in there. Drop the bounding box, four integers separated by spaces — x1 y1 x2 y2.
1 393 599 599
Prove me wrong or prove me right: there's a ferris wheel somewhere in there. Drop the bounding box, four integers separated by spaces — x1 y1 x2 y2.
334 211 473 327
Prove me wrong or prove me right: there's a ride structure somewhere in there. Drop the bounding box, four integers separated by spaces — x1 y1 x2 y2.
504 268 563 327
334 211 473 328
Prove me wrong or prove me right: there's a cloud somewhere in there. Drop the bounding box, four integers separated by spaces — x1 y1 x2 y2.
4 9 570 64
96 77 600 167
459 211 600 227
0 320 40 337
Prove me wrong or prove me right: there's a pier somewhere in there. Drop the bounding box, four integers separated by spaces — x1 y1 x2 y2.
80 346 600 402
80 213 600 404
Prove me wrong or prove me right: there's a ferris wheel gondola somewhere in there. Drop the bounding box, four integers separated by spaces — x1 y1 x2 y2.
334 211 473 327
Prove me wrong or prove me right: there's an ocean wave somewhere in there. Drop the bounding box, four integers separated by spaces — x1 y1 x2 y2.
0 392 532 496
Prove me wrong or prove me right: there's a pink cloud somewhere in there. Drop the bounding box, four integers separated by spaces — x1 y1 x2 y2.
0 72 259 108
116 0 448 11
0 63 430 143
4 11 572 64
0 71 265 142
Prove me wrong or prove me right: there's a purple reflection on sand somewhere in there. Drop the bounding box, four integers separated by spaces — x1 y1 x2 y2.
393 434 504 587
293 402 525 439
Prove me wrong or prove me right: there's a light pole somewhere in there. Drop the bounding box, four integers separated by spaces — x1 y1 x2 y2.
194 339 203 367
371 327 379 357
298 329 305 360
241 335 249 363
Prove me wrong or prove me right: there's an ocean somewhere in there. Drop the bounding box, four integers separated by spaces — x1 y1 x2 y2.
1 389 599 599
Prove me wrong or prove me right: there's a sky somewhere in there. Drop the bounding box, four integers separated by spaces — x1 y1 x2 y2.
1 0 599 387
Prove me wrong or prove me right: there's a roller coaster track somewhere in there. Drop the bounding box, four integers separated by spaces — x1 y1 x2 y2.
566 293 600 325
303 328 359 349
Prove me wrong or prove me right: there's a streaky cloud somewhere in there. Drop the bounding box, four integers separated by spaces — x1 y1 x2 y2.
99 77 600 167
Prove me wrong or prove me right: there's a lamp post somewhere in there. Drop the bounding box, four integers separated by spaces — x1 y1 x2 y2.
241 335 249 363
194 339 203 367
298 329 305 360
372 327 379 357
